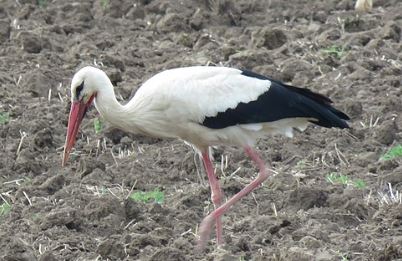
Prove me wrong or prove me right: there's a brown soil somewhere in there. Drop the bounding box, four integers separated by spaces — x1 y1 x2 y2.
1 0 402 260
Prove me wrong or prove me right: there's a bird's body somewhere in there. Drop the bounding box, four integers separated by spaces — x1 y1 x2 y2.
63 65 349 248
74 66 347 151
355 0 373 12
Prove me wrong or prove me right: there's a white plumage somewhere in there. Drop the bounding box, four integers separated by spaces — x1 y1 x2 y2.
63 65 349 248
72 66 311 149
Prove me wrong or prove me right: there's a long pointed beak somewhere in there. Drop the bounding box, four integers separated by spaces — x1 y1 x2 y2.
62 95 95 166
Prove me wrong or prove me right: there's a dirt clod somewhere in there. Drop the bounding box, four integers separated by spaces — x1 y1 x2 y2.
124 199 143 220
97 238 126 260
375 120 398 145
287 187 328 210
39 252 58 261
149 247 187 261
253 28 288 50
34 128 54 148
39 174 65 194
19 70 57 98
0 20 10 44
17 31 51 53
382 22 401 42
157 13 189 33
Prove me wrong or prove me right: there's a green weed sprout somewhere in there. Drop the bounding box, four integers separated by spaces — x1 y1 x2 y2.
130 189 164 204
321 45 345 59
326 172 366 189
100 0 109 9
353 179 366 189
0 112 9 125
37 0 47 8
0 203 11 217
380 145 402 161
326 172 349 185
94 117 103 134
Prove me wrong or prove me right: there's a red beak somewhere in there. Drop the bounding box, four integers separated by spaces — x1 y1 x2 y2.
62 95 95 166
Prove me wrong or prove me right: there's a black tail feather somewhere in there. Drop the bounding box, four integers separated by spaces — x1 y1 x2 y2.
281 83 350 128
202 69 350 130
282 83 333 105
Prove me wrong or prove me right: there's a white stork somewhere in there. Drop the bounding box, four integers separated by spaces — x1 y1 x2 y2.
62 66 349 248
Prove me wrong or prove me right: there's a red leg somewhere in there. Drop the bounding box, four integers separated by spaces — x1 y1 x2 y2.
198 146 270 248
201 151 224 245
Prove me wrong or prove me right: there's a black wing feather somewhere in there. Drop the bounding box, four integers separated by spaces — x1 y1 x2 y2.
202 69 349 129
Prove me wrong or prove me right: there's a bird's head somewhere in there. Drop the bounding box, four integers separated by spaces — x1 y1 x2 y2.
62 66 107 166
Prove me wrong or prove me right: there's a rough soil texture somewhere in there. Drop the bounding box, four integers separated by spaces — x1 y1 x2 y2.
1 0 402 260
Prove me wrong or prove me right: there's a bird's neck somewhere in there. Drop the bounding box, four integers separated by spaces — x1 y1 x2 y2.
93 83 135 132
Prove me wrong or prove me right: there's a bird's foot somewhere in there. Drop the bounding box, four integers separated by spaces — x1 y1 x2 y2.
197 214 215 250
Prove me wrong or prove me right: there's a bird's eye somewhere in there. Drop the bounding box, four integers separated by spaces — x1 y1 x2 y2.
75 82 84 99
